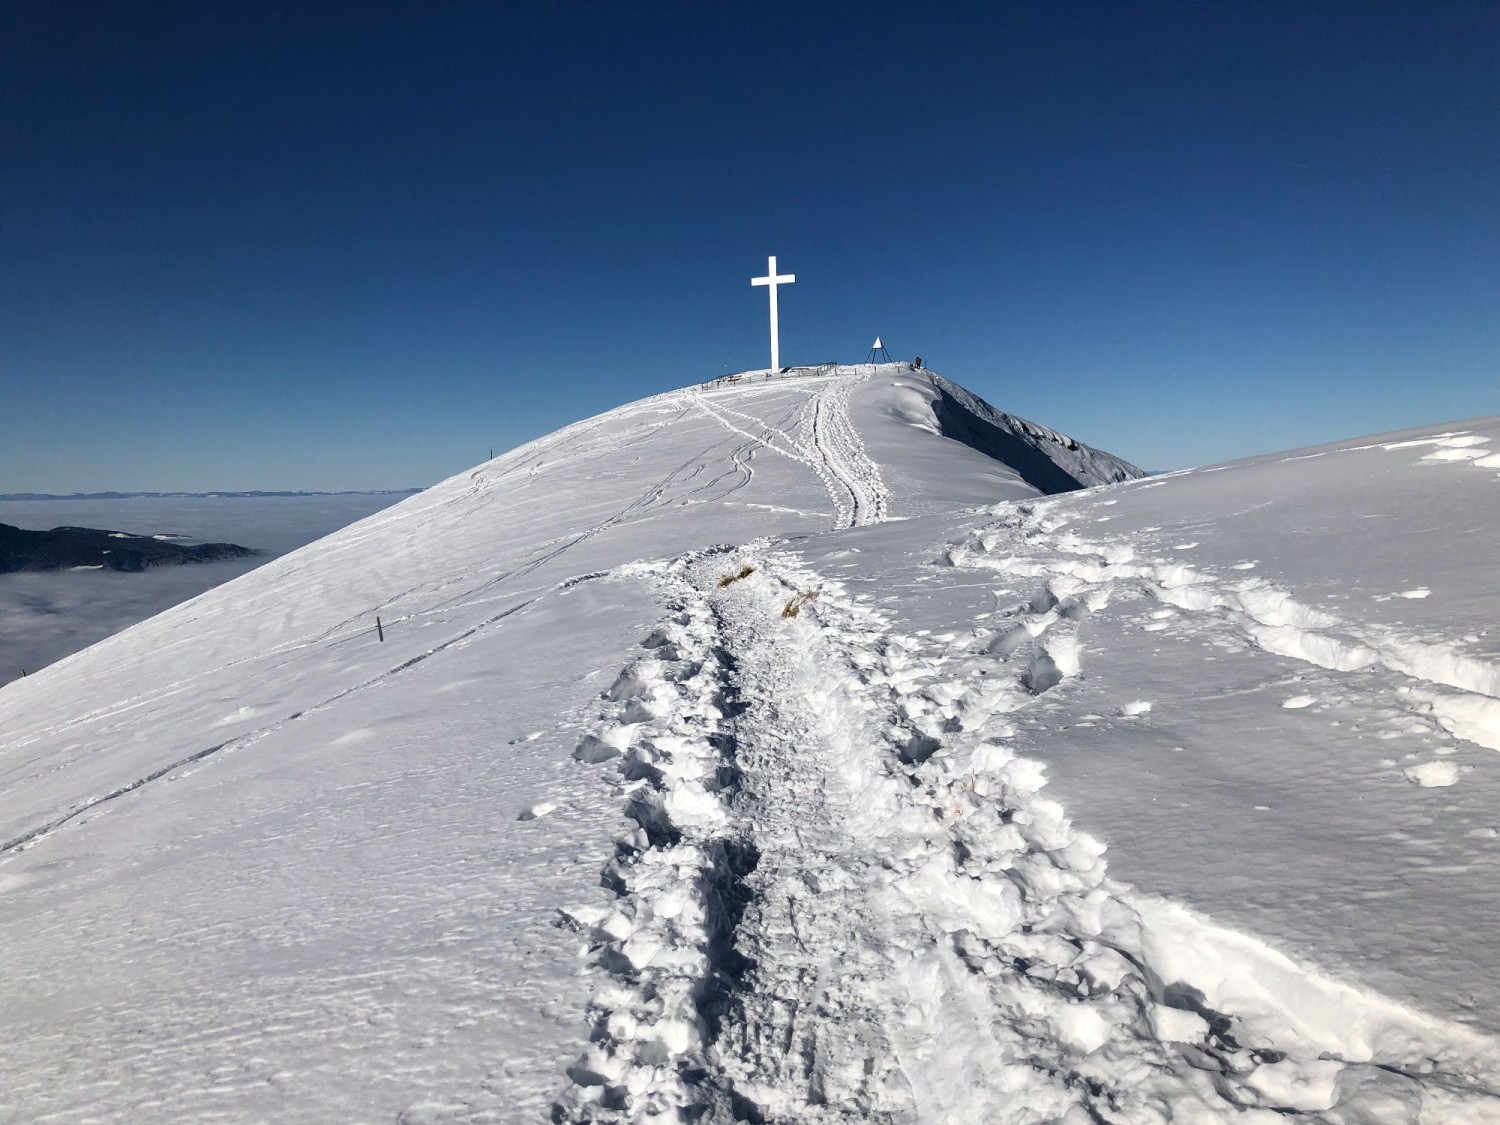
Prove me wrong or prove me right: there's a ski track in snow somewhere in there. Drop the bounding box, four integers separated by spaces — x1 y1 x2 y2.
554 542 1500 1122
0 584 580 858
803 377 889 528
692 373 889 530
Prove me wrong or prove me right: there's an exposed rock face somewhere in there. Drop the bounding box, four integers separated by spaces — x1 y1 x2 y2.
0 524 257 574
925 374 1143 492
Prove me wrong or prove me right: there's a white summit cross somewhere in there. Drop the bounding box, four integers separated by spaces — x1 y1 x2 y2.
750 255 795 372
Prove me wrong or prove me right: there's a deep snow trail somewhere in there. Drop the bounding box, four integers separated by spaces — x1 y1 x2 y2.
555 545 1500 1122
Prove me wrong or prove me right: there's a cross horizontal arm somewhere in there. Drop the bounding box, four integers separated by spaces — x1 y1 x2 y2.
751 273 795 286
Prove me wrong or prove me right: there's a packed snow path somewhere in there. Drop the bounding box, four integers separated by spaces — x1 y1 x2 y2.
556 546 1500 1122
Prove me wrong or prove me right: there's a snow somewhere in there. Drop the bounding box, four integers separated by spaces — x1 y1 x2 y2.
0 493 412 686
2 364 1498 1122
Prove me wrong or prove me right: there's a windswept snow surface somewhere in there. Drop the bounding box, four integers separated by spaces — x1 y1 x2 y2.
0 492 416 687
3 365 1498 1122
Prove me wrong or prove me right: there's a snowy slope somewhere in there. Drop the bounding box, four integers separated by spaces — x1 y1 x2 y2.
2 365 1498 1123
0 492 413 688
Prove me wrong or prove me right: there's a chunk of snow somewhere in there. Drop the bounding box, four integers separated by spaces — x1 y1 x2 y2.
1404 760 1461 787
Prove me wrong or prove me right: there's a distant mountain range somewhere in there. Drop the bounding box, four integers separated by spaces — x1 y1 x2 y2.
0 524 258 573
0 489 424 501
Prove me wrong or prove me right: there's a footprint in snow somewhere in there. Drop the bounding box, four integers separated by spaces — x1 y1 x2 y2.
1171 542 1199 549
1403 761 1463 788
1142 607 1175 632
518 801 560 821
1282 695 1317 709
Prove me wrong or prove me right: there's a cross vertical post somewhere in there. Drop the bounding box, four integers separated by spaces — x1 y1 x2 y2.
750 255 795 372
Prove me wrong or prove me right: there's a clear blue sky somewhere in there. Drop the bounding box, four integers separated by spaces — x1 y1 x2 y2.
3 0 1497 490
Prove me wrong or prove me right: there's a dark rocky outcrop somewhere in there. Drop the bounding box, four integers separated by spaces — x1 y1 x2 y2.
0 524 257 574
926 375 1143 493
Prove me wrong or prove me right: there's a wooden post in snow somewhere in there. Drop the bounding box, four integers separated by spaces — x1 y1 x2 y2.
376 616 384 642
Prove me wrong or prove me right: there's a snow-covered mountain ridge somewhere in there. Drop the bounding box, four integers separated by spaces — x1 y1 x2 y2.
0 365 1132 858
3 364 1499 1123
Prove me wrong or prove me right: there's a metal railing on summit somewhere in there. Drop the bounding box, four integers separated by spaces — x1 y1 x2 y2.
702 361 850 388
